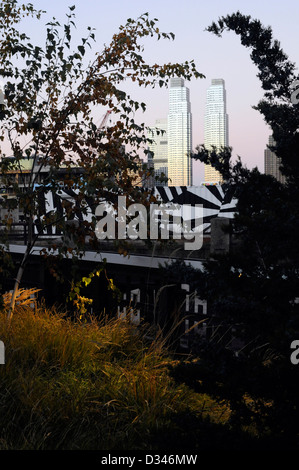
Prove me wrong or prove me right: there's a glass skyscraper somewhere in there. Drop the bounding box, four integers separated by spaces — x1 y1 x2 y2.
204 79 229 183
167 78 192 186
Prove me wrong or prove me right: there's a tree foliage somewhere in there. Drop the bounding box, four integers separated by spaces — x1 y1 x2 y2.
182 14 299 447
191 12 299 355
206 11 299 182
0 1 203 317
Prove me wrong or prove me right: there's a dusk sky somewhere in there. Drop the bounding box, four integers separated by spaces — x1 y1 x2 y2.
13 1 299 183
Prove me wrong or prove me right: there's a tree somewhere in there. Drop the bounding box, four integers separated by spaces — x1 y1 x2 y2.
0 1 203 319
191 11 299 352
187 12 299 446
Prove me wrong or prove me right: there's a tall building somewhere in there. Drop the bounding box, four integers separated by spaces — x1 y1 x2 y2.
264 135 286 183
147 118 168 186
204 79 229 183
167 78 192 186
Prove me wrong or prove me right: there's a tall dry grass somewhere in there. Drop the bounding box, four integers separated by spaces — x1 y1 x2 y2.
0 290 231 450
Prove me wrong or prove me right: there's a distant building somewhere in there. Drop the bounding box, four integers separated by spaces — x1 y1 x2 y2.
264 135 286 183
167 78 192 186
147 118 168 186
204 79 229 183
143 151 155 189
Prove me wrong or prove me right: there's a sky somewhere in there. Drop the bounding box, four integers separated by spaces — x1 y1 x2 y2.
7 0 299 184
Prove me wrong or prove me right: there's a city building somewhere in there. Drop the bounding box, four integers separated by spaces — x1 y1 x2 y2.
147 118 168 186
204 79 229 183
167 78 192 186
264 135 286 183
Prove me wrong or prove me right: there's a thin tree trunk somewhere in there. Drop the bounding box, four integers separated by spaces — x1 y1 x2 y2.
7 258 26 322
7 218 33 322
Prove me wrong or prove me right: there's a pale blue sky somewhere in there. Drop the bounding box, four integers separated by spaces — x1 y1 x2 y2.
12 1 299 183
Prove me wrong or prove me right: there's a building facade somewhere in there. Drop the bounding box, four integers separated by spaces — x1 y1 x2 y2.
167 78 192 186
204 79 229 183
147 118 168 186
264 135 286 183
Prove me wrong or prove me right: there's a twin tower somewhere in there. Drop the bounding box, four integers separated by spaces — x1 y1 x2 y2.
148 78 229 187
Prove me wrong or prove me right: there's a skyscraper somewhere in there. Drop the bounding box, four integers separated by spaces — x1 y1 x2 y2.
167 78 192 186
147 118 168 186
264 135 286 183
204 79 229 183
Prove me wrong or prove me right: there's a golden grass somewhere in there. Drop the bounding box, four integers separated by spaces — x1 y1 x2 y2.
0 289 231 450
2 287 41 307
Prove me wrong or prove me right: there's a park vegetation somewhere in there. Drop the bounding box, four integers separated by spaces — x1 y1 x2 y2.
0 3 299 450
